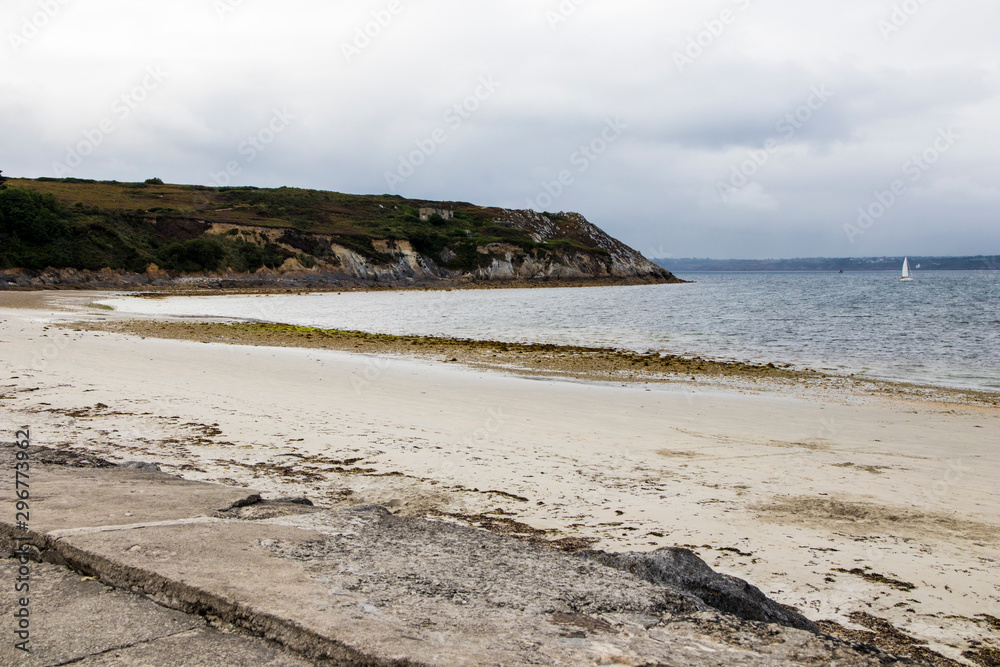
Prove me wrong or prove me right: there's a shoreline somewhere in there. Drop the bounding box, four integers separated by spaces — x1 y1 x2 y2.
72 317 1000 409
88 282 1000 399
0 273 687 295
2 291 999 664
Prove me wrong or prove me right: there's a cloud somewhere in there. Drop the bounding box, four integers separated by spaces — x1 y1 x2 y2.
1 0 998 258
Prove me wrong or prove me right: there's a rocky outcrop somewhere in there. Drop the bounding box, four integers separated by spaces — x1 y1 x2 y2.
204 211 675 284
581 548 819 632
492 209 661 273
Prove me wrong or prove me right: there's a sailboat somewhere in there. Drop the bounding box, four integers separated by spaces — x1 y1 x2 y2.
900 257 914 281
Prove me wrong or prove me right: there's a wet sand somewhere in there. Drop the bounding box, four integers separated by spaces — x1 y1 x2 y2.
70 318 1000 409
2 291 998 665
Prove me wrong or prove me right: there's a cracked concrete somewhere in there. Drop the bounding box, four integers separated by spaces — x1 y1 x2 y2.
0 559 312 667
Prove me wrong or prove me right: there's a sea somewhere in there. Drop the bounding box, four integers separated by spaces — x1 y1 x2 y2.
101 271 1000 392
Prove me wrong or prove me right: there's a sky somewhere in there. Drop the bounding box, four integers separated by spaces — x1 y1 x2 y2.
2 0 998 260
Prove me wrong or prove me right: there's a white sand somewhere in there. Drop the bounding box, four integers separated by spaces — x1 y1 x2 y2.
2 291 998 662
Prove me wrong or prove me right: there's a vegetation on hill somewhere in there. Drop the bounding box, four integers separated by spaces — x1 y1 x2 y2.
0 177 614 275
0 183 288 273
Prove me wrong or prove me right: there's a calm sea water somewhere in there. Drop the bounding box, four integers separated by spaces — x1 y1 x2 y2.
103 271 1000 391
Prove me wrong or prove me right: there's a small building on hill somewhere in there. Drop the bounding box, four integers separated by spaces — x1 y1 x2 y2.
419 207 454 222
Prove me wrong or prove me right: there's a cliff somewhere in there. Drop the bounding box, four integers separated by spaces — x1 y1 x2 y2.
0 177 679 288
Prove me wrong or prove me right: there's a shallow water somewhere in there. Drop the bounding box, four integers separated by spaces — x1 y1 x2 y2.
103 270 1000 390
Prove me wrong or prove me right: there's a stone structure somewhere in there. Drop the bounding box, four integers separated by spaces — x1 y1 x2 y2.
419 207 454 221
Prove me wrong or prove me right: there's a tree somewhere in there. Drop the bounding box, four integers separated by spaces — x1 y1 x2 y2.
0 170 7 189
0 187 70 243
159 237 225 272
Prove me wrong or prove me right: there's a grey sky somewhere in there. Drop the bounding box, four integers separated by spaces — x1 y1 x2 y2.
2 0 998 259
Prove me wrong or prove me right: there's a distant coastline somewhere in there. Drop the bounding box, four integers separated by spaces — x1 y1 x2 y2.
654 255 1000 272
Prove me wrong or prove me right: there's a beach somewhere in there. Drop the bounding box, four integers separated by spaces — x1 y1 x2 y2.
2 291 998 665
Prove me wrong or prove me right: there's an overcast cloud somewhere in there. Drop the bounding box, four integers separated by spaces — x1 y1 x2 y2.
2 0 998 259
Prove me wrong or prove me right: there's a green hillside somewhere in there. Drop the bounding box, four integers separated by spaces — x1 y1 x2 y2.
0 176 610 275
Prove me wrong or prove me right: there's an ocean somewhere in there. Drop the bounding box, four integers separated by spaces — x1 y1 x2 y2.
101 271 1000 391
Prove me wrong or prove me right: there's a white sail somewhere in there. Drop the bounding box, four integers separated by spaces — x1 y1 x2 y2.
900 257 913 281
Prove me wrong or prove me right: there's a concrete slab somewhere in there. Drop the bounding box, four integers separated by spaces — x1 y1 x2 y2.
51 508 895 665
0 560 310 667
70 627 314 666
1 445 258 534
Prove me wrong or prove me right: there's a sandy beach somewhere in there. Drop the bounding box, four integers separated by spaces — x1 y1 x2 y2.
2 291 998 665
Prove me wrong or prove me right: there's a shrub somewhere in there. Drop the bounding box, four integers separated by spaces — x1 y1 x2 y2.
0 187 71 243
228 240 287 272
159 237 225 272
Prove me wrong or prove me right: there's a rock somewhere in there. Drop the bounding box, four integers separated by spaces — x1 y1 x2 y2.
221 498 318 520
120 461 162 471
271 497 313 506
581 547 819 632
31 448 115 468
277 257 306 274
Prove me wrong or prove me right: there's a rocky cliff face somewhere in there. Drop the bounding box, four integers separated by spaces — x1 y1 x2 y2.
470 209 671 281
196 209 675 285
